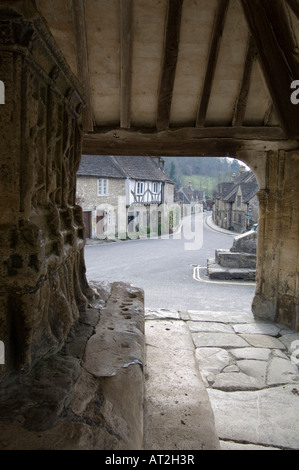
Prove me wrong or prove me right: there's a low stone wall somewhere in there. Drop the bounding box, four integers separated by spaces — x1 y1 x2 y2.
0 282 145 450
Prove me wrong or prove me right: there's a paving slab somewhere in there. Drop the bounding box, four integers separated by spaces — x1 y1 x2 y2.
187 321 234 334
267 356 299 386
208 385 299 449
237 359 267 383
232 322 280 336
192 332 249 348
239 334 286 349
144 319 220 450
212 371 265 391
230 347 271 361
145 308 180 320
187 310 255 324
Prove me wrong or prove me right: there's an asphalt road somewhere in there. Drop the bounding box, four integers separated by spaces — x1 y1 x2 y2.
84 213 256 314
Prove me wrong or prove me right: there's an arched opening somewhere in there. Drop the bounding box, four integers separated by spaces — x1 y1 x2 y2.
80 155 258 316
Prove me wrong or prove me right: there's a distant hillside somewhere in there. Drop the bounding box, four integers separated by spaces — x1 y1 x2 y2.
163 157 241 199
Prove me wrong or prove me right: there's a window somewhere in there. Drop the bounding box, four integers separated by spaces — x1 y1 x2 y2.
237 196 241 207
136 182 144 195
153 182 158 194
98 179 108 196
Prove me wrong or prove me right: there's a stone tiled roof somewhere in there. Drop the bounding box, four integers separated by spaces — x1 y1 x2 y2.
221 171 258 203
114 156 172 182
240 181 259 203
77 155 127 179
77 155 172 183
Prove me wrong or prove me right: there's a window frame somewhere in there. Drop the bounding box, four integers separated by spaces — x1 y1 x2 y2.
98 178 108 196
136 181 144 195
153 182 158 194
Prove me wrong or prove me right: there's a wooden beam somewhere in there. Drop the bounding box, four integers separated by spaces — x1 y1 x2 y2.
241 0 299 138
156 0 184 131
262 0 299 79
196 0 230 127
72 0 94 132
82 126 293 158
286 0 299 19
120 0 133 129
263 101 273 126
232 35 257 126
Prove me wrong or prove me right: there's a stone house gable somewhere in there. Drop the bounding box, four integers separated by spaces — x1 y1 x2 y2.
213 170 259 233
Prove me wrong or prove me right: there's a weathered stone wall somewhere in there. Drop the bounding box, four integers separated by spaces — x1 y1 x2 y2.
77 176 126 210
252 150 299 331
0 1 90 377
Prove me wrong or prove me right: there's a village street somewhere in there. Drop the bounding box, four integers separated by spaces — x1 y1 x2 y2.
84 212 256 314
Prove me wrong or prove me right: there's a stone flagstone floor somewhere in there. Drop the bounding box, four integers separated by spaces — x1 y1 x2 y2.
145 308 299 450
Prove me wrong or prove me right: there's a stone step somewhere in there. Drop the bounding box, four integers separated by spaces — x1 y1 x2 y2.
215 249 256 269
207 259 256 281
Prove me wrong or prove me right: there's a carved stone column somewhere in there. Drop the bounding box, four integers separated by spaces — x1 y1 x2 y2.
0 1 90 376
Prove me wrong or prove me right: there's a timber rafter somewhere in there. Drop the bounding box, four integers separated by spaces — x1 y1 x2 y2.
120 0 133 129
196 0 230 127
157 0 184 131
72 0 94 133
240 0 299 138
232 35 258 127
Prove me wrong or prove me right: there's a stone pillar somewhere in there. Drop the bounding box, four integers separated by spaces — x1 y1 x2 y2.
252 150 299 331
0 1 90 377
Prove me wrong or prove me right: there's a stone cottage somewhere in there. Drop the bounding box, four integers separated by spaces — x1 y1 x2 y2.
175 183 206 215
76 155 174 239
213 168 259 233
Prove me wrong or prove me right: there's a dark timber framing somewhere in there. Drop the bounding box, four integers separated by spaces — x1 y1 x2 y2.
286 0 299 19
156 0 184 131
72 0 94 133
241 0 299 138
82 126 293 157
232 35 258 127
120 0 133 129
196 0 230 127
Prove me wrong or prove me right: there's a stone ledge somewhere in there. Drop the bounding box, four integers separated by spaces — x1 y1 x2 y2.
0 281 145 450
207 260 256 281
215 249 256 269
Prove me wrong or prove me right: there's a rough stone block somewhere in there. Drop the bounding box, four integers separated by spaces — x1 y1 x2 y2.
0 281 146 450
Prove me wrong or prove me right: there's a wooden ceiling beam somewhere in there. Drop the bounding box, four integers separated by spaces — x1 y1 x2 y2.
262 0 299 79
72 0 94 133
241 0 299 138
156 0 184 131
82 126 292 158
232 35 258 127
286 0 299 19
120 0 133 129
196 0 230 127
